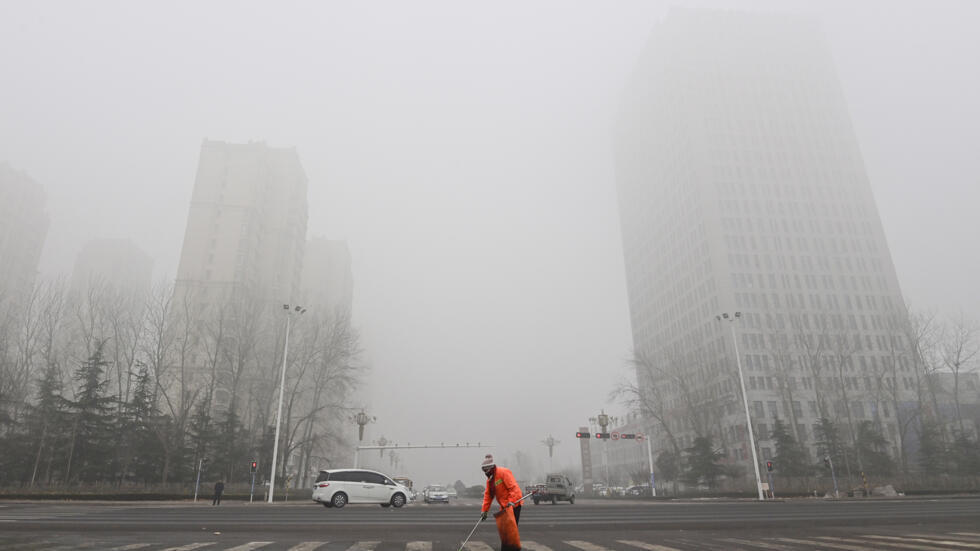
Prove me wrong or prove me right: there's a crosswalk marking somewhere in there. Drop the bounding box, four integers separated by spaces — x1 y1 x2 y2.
287 544 327 551
159 543 216 551
522 541 554 551
776 537 869 551
345 542 380 551
566 541 614 551
461 542 495 551
405 542 431 551
619 540 684 551
105 545 153 551
817 535 958 551
224 543 273 551
722 538 795 550
865 534 980 549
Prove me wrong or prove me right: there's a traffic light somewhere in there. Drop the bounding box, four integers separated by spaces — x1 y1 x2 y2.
823 456 831 469
621 433 636 440
250 460 257 472
595 432 610 439
766 461 773 472
575 431 591 438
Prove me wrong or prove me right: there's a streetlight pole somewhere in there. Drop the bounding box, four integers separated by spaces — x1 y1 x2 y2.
269 304 306 504
717 311 765 501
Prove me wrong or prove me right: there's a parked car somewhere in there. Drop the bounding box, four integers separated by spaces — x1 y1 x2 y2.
424 484 450 504
445 487 458 499
313 468 410 509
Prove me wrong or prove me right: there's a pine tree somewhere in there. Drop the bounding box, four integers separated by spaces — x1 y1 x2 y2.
917 417 947 474
855 421 896 477
949 431 980 476
64 342 118 484
771 419 811 477
814 417 849 472
118 362 163 485
683 436 725 489
27 361 67 486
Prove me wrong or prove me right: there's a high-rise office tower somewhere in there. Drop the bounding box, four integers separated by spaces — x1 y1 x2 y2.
175 140 308 310
0 163 49 315
70 238 153 297
615 11 913 472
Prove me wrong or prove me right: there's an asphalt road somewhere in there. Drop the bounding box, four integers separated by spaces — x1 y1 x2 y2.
1 497 978 550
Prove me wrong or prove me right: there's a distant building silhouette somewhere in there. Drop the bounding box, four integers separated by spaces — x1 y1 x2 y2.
0 162 49 316
615 10 917 475
70 238 153 298
301 237 353 320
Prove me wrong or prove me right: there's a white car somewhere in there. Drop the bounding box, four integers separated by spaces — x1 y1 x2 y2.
424 485 450 504
313 468 410 509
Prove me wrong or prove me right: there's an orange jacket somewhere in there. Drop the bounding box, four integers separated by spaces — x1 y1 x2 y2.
482 466 523 513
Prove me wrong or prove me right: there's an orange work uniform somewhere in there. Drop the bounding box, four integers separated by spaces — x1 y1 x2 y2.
481 466 524 513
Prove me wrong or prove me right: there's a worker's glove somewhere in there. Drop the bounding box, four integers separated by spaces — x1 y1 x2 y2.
480 511 488 521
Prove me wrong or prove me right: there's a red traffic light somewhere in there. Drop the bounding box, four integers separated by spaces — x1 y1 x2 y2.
576 432 591 439
766 461 773 472
595 432 610 439
251 461 257 470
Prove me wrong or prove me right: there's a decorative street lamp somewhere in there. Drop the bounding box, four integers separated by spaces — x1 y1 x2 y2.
542 434 560 471
351 409 376 467
716 311 765 501
269 304 307 503
376 435 389 458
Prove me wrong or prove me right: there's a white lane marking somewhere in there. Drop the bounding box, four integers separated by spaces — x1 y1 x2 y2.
722 539 794 551
288 543 327 551
344 542 380 551
159 543 217 551
817 535 949 551
462 542 495 551
956 533 980 537
406 543 432 551
870 535 980 548
522 542 555 551
776 538 869 551
566 541 614 551
844 535 980 550
224 543 273 551
105 545 153 551
619 540 684 551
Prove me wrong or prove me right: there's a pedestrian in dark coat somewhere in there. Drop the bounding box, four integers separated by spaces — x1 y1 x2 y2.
212 481 224 505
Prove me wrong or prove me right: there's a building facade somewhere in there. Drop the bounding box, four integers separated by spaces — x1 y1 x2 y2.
0 163 49 316
175 140 308 311
615 10 916 480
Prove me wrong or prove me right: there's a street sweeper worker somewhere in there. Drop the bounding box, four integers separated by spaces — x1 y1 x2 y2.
480 454 524 525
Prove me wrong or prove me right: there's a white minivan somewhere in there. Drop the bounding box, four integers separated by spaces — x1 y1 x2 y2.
313 468 410 509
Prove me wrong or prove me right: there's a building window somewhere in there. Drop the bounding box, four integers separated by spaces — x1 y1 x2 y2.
754 401 765 419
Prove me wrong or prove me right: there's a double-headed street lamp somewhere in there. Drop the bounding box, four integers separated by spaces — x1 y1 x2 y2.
268 304 306 503
716 311 764 501
351 409 376 468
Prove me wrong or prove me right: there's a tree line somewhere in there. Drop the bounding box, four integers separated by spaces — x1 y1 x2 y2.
620 308 980 493
0 277 362 491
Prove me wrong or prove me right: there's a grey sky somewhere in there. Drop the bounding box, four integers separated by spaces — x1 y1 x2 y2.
2 0 978 486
